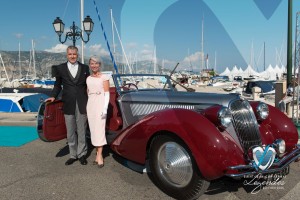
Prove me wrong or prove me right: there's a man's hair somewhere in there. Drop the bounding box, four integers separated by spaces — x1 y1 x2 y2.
67 46 78 52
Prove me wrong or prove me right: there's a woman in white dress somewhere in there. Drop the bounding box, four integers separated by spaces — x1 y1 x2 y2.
86 56 110 168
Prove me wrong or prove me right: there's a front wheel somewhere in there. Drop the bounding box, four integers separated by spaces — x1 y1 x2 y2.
149 135 209 200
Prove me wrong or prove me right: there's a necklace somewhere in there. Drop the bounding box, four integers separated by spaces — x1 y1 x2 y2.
92 72 101 77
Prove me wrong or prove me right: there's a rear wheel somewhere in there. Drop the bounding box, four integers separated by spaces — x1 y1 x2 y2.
149 135 209 200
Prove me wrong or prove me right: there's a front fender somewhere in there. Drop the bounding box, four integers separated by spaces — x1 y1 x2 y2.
111 108 245 180
250 102 298 152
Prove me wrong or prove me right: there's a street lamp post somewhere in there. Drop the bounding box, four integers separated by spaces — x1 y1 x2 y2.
52 16 94 46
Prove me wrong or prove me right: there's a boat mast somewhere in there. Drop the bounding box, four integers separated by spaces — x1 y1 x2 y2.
188 48 193 72
80 0 85 63
26 49 32 79
206 54 209 69
251 41 254 70
287 0 293 87
32 40 36 78
162 59 165 74
201 15 204 76
19 42 21 78
263 42 265 71
0 54 10 82
153 46 157 74
110 8 116 55
214 51 217 72
110 9 132 73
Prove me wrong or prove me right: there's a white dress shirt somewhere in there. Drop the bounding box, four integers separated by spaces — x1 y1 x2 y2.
67 62 79 78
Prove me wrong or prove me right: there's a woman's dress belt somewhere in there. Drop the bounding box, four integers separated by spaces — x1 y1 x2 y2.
89 92 101 95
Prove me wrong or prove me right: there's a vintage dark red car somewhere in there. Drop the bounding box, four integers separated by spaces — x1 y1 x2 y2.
37 74 300 200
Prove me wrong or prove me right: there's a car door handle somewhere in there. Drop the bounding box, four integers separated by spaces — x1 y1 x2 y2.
45 114 54 121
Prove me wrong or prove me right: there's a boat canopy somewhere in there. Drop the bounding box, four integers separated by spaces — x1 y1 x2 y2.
0 93 49 112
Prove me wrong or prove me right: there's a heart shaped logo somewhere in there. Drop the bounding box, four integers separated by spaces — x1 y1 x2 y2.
253 0 283 20
252 146 276 170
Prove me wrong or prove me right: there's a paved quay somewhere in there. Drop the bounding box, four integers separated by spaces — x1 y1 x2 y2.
1 137 300 200
0 112 37 126
1 112 300 200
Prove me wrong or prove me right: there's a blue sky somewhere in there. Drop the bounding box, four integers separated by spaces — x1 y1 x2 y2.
0 0 299 73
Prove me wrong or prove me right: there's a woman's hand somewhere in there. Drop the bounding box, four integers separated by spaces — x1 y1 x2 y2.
101 110 107 118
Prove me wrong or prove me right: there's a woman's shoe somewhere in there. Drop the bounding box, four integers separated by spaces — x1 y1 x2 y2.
98 163 104 168
93 161 98 165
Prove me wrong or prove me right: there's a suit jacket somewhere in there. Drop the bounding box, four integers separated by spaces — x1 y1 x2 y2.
51 62 90 115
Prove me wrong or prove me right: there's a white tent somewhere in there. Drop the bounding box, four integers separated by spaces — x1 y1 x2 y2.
239 67 244 74
219 67 231 76
259 64 276 80
231 65 239 74
259 64 284 80
281 65 286 74
274 65 283 79
228 65 241 80
241 65 260 78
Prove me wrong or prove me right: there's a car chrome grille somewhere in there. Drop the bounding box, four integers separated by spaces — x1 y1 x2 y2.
229 100 262 151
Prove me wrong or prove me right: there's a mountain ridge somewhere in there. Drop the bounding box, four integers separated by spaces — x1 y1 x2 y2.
0 50 166 80
0 50 114 79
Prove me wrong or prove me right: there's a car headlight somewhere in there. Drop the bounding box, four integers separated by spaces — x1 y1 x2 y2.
218 107 232 128
274 139 286 154
256 102 269 120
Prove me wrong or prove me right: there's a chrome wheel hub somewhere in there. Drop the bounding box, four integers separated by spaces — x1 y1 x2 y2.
157 142 193 188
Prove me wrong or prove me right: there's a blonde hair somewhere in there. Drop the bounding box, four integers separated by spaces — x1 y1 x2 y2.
89 55 103 66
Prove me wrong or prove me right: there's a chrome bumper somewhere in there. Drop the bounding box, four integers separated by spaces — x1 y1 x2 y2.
226 144 300 178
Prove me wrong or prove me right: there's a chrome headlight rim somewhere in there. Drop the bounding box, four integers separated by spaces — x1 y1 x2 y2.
274 139 286 154
217 107 232 129
256 102 269 121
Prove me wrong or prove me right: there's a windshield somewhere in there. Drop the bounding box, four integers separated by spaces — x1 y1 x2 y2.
245 81 275 94
112 74 174 93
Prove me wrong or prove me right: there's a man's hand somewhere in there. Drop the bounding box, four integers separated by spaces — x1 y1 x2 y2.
45 97 55 103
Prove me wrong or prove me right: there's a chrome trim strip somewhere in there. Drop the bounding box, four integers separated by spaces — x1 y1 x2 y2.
130 103 195 116
225 145 300 178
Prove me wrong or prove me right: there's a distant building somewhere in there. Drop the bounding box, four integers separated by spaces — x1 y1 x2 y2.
201 68 215 77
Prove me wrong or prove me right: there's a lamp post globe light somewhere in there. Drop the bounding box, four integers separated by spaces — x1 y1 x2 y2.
52 16 94 46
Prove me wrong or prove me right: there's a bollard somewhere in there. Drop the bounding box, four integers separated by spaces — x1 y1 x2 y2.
287 102 292 118
275 81 286 109
252 87 261 101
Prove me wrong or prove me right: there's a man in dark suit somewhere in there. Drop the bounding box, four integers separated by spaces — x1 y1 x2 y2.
46 46 90 166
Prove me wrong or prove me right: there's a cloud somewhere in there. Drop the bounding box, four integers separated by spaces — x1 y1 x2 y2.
143 44 152 49
44 44 68 53
126 42 137 49
88 44 109 57
44 43 110 58
178 51 204 70
159 59 178 69
139 49 153 60
40 36 48 40
183 51 202 63
14 33 23 39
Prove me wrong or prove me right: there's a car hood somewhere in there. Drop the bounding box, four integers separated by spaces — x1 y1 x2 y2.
119 91 241 109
